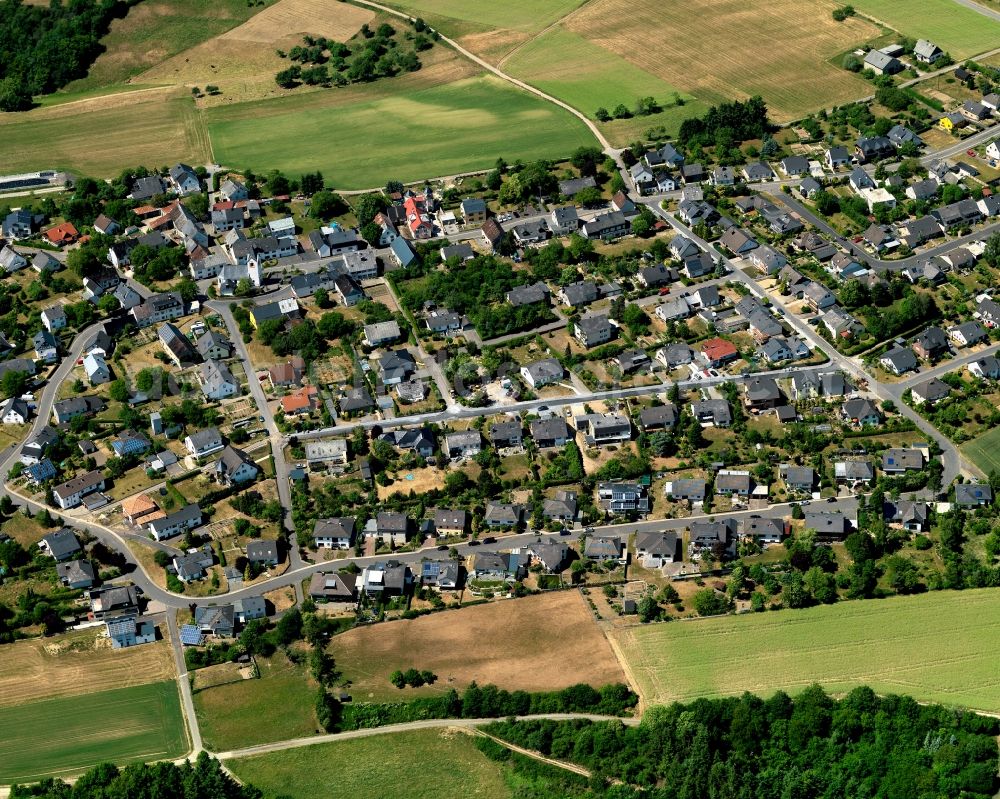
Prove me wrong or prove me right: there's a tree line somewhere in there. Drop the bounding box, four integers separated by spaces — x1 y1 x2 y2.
483 685 1000 798
0 0 131 111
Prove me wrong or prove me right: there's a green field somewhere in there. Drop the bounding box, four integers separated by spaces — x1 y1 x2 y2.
960 426 1000 475
0 681 187 782
193 655 317 752
227 729 510 799
848 0 1000 58
381 0 584 34
206 75 596 188
616 589 1000 714
503 24 706 137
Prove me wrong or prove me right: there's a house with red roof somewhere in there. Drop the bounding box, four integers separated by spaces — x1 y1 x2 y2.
700 337 739 367
404 196 433 239
43 222 79 246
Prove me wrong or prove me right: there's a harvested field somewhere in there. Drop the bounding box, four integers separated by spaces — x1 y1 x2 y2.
0 627 175 708
960 425 1000 475
615 588 1000 713
0 681 187 782
381 0 585 35
220 0 374 42
227 728 509 799
565 0 879 122
64 0 280 91
137 0 375 104
0 91 210 177
329 590 625 701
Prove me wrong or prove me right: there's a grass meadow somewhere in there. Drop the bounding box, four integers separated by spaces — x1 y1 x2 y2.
0 681 187 782
960 426 1000 475
847 0 1000 58
227 728 509 799
193 654 317 751
380 0 585 34
615 589 1000 714
206 75 596 187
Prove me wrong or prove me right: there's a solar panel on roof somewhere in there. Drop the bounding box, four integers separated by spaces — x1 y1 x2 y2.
180 624 204 646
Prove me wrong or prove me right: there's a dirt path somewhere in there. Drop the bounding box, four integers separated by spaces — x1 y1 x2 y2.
604 627 645 715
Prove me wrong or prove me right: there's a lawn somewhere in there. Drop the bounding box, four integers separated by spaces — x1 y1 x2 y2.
564 0 879 122
0 91 210 177
847 0 1000 58
0 627 175 708
960 425 1000 475
193 653 318 751
0 681 187 782
226 728 510 799
615 589 1000 714
329 591 625 702
206 75 597 188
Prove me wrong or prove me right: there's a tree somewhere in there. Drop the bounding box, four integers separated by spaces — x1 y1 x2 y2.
108 379 129 403
574 186 603 207
315 688 341 731
310 190 346 220
0 76 32 112
0 370 28 399
692 589 732 616
595 107 611 122
570 146 604 178
983 231 1000 268
637 594 660 622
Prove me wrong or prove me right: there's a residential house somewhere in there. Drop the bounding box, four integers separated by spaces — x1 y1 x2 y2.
110 429 150 458
158 323 197 367
715 469 753 497
559 280 599 308
484 502 522 528
378 349 416 385
52 470 106 509
881 448 924 473
842 397 882 426
39 529 82 562
949 321 987 348
168 163 201 194
804 511 848 540
0 397 29 425
879 347 918 375
246 540 280 567
530 417 572 448
89 585 140 619
41 305 67 334
969 355 1000 379
692 399 732 427
743 161 775 182
215 445 259 485
57 559 96 589
584 534 624 563
339 386 375 415
489 420 523 449
432 509 467 537
543 490 577 524
887 499 929 531
581 211 629 240
193 604 233 636
444 430 482 459
389 236 417 268
747 245 787 275
0 246 27 273
864 49 902 74
480 218 504 252
196 330 232 361
690 519 736 550
719 226 758 255
506 281 550 307
526 539 569 573
597 482 650 514
741 516 785 544
149 504 202 541
635 532 679 568
955 483 993 507
912 326 948 361
574 314 614 348
910 377 951 405
131 292 184 328
380 427 434 458
470 551 526 581
558 176 597 197
825 147 852 170
83 353 110 385
700 337 739 367
308 571 357 603
460 197 487 225
185 427 224 458
198 359 239 400
549 206 579 236
371 512 410 546
665 477 707 504
855 136 894 163
304 439 349 469
363 320 402 348
781 465 815 494
587 413 631 445
233 597 266 624
313 517 356 550
639 404 678 431
33 330 58 363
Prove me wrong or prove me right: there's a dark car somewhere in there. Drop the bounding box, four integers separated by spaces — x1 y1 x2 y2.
827 496 838 503
437 544 449 551
482 536 496 544
467 540 481 546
